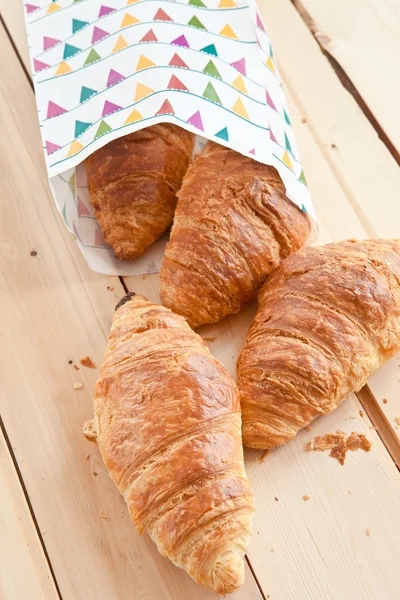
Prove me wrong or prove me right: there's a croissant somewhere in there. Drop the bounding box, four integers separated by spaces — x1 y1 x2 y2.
160 141 311 328
83 293 254 594
237 239 400 449
85 124 193 260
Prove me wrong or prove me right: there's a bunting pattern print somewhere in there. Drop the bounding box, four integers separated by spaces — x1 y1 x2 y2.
24 0 316 275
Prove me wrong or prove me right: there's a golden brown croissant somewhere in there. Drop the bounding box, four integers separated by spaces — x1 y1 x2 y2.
83 293 254 594
237 239 400 449
160 141 311 327
85 124 194 260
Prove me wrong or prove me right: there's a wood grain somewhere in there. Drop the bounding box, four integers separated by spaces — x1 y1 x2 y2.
0 22 262 600
293 0 400 157
0 427 59 600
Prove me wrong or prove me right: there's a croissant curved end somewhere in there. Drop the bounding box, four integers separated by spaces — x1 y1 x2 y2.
206 550 246 595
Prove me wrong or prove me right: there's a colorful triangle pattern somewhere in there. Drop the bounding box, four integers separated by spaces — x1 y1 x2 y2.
232 74 247 94
140 29 158 42
156 99 175 115
85 49 101 65
46 140 62 155
203 81 221 105
43 36 60 51
203 60 221 79
95 120 112 138
189 0 206 6
34 58 50 72
77 195 92 217
220 24 238 39
92 26 109 43
215 127 229 141
69 172 76 200
169 53 189 68
47 3 61 14
107 69 125 87
72 19 88 34
102 101 122 116
282 151 293 169
75 120 92 137
136 55 155 71
99 5 115 17
172 34 189 47
187 110 204 131
47 100 67 118
124 109 143 125
113 35 128 52
232 97 249 119
168 75 188 91
154 8 173 21
67 140 83 157
231 57 246 75
64 43 81 59
121 13 139 27
219 0 237 6
26 4 40 14
55 61 72 76
80 86 97 103
135 82 154 101
188 15 206 30
201 44 217 56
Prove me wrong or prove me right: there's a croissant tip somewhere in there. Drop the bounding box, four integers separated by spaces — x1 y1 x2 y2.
115 292 136 311
207 550 245 595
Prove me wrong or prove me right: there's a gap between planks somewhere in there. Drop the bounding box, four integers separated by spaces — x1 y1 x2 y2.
290 0 400 165
0 418 63 599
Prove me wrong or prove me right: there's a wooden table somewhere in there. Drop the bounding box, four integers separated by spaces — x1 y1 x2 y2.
1 1 400 599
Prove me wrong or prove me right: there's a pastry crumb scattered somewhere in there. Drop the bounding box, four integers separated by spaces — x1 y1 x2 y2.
270 548 275 553
383 398 388 404
348 489 352 495
85 454 90 460
300 117 307 124
73 364 80 370
93 472 98 476
359 410 364 417
304 426 312 431
306 430 371 464
107 286 114 291
203 336 216 342
395 416 400 427
302 495 310 501
260 449 270 463
99 512 110 520
80 356 96 369
369 425 378 430
365 528 371 537
274 496 278 502
73 382 83 390
30 250 38 256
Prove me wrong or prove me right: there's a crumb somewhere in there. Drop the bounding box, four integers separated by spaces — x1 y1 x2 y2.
85 454 90 460
348 489 352 495
73 382 83 390
80 356 96 369
270 548 275 553
331 143 337 148
274 496 278 502
41 529 46 535
302 495 310 501
141 274 146 280
330 439 347 465
203 336 216 342
99 512 110 520
260 449 270 463
68 360 73 365
93 472 98 476
348 416 357 420
306 430 371 464
106 286 114 291
304 426 312 431
359 410 364 417
120 513 124 518
369 425 378 430
30 250 37 256
300 117 306 124
365 528 371 537
73 364 80 371
395 416 400 426
383 399 388 404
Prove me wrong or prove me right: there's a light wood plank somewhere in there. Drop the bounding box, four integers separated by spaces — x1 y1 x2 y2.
257 0 400 240
0 0 31 72
294 0 400 156
0 428 59 600
0 23 262 600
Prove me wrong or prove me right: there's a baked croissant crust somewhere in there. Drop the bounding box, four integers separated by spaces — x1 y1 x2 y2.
160 142 311 328
83 293 254 594
85 124 193 260
237 239 400 449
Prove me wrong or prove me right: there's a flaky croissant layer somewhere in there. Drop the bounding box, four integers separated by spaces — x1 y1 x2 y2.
160 142 311 327
238 239 400 449
84 293 254 594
